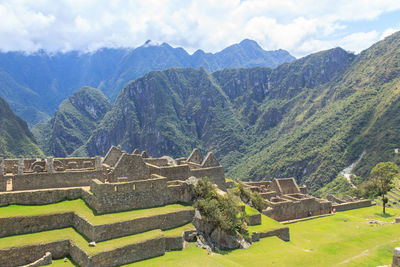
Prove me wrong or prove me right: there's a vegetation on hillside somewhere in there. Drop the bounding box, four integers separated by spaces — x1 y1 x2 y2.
25 31 400 194
0 41 294 125
32 87 111 157
0 97 44 158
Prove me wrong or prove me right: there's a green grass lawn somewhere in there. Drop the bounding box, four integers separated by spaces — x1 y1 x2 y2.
130 206 400 267
0 199 193 225
0 227 162 256
163 223 195 237
247 213 284 234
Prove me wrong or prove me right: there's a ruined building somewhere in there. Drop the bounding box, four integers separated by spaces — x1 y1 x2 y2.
243 178 372 221
0 147 372 266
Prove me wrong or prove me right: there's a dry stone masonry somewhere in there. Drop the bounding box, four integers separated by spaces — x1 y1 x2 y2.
0 147 373 266
0 147 232 266
243 178 372 222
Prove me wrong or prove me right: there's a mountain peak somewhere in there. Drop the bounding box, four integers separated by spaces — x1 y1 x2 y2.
238 39 262 49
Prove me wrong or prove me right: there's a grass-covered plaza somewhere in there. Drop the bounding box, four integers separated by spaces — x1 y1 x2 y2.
131 205 400 267
12 204 399 266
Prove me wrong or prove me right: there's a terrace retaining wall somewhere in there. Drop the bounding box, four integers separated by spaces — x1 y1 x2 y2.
165 236 184 251
0 188 82 207
0 208 194 242
333 200 373 212
70 236 165 267
0 240 69 267
0 212 74 238
258 227 290 242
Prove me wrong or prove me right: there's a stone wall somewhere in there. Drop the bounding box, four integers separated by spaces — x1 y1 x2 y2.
54 158 95 169
143 158 169 166
103 146 124 167
0 176 6 192
0 206 194 243
264 197 332 221
0 187 82 206
3 159 18 174
0 236 166 267
11 170 104 191
258 227 290 242
88 177 168 213
165 236 184 251
299 186 307 194
189 166 226 190
248 214 262 226
148 164 190 181
0 240 69 267
109 154 150 181
166 184 182 204
333 200 373 212
0 212 74 238
23 252 52 267
72 236 165 267
272 178 300 195
83 209 194 242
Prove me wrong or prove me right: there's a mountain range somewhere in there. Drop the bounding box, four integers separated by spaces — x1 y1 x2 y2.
2 32 400 193
0 39 294 126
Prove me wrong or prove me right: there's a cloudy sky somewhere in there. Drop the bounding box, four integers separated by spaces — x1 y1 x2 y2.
0 0 399 57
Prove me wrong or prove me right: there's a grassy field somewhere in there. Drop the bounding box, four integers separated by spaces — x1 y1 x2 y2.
0 199 193 224
130 206 400 267
30 206 400 266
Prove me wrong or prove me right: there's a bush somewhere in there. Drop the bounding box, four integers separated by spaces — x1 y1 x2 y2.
194 179 248 236
235 183 265 212
250 192 265 212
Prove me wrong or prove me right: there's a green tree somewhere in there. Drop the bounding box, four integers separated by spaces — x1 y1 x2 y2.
370 162 400 214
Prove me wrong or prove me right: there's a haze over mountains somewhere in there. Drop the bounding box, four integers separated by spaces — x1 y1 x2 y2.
0 39 294 126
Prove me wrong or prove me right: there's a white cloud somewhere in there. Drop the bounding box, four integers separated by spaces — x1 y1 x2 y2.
0 0 399 57
381 27 400 40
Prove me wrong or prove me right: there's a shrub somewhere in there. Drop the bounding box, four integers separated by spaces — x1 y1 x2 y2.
250 192 265 212
194 178 248 236
235 183 265 212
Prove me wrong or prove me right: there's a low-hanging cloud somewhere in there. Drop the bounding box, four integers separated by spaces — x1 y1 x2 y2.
0 0 399 57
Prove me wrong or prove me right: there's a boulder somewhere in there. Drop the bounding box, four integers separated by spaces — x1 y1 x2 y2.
193 210 214 236
210 227 250 250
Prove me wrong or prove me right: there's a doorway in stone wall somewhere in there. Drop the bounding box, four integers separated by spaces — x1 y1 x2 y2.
6 178 12 191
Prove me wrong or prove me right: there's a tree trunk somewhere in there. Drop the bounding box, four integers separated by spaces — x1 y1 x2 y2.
383 193 386 214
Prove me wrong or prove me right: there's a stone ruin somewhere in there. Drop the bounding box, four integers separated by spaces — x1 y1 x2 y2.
0 147 235 266
243 177 372 222
0 147 226 196
0 148 374 266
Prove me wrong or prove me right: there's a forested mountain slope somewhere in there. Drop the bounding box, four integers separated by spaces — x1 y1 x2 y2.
0 97 44 158
0 40 294 125
37 32 400 192
32 87 111 157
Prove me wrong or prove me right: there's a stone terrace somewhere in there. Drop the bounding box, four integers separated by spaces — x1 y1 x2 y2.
0 147 289 266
